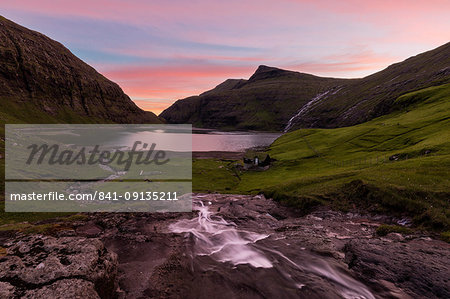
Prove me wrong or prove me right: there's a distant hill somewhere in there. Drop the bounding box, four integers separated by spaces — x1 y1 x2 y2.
0 16 161 124
161 65 347 131
161 43 450 131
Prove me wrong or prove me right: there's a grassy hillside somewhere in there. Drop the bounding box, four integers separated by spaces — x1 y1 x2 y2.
193 83 450 233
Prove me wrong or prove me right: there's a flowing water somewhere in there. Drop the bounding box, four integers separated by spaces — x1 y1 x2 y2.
284 87 342 132
170 195 375 299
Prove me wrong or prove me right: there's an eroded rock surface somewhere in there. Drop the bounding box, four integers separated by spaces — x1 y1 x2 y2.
0 235 117 298
1 193 449 298
344 237 450 298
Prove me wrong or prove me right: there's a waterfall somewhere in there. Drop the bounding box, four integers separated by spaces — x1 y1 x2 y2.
169 196 272 268
284 87 342 132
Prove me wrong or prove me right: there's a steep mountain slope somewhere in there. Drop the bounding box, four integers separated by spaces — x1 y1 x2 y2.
161 43 450 131
161 66 349 131
0 16 161 124
290 42 450 130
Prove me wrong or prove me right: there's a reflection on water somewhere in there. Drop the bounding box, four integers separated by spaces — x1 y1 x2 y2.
192 130 282 152
20 125 282 152
113 129 281 152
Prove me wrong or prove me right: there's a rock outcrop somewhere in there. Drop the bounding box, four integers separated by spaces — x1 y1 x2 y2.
344 237 450 298
0 235 118 298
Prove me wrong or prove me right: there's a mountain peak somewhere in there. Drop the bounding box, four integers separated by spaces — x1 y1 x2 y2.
249 65 294 82
255 65 279 72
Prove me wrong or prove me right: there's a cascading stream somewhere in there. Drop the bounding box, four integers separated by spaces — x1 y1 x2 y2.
170 195 375 299
284 87 342 132
170 197 272 268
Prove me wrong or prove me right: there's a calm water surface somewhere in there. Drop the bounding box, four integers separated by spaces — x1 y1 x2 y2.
110 129 282 152
30 126 282 152
192 130 282 152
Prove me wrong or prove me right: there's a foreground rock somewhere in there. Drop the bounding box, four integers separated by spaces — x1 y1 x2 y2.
344 237 450 298
0 235 118 298
153 194 450 298
1 193 449 298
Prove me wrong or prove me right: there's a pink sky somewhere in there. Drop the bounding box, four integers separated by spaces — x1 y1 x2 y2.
2 0 449 114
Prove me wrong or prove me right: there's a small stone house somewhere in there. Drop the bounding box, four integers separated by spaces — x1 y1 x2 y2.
243 152 271 170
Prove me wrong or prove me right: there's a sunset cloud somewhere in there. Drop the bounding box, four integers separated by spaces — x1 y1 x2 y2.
100 64 255 101
2 0 448 114
287 48 398 77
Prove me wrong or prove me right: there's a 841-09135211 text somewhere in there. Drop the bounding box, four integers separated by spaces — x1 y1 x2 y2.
9 191 179 201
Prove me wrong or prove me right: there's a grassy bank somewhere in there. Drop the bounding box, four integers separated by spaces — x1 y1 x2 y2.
192 83 450 233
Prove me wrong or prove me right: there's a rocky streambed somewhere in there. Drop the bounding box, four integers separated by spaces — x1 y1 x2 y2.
0 194 449 298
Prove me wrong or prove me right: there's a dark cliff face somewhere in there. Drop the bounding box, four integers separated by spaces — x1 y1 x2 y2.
0 16 161 124
161 43 450 131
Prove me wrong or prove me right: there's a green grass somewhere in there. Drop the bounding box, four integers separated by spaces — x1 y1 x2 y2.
193 83 450 232
192 159 241 192
375 224 413 236
441 231 450 242
0 97 109 125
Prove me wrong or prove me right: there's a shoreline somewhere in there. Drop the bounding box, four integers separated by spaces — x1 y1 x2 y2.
192 151 244 159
